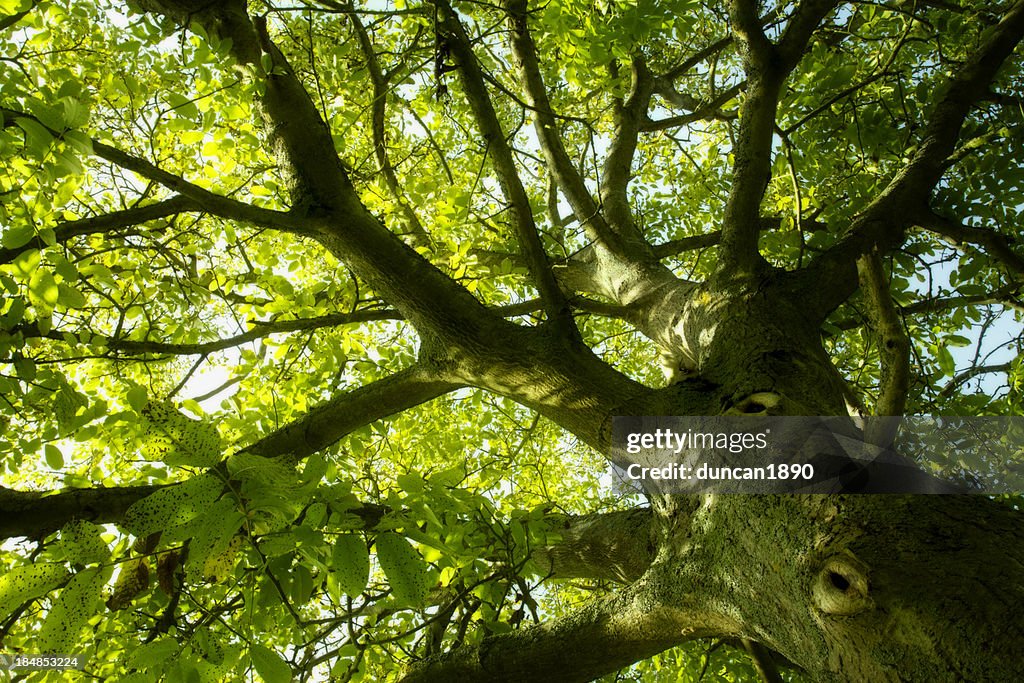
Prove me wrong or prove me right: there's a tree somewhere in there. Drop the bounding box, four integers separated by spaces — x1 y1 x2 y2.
0 0 1022 680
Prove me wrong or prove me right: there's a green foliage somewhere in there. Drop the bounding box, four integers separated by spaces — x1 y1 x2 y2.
139 400 223 467
250 643 292 683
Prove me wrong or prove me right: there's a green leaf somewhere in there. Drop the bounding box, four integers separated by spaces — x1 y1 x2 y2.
396 471 425 494
165 92 199 121
126 636 179 672
0 564 70 621
1 296 26 328
250 644 291 683
331 534 369 597
140 400 222 467
123 473 223 538
38 566 110 652
57 282 87 309
0 0 33 13
15 116 53 156
13 356 36 381
127 385 149 412
59 519 111 565
28 269 59 309
376 532 431 607
937 345 956 376
44 443 64 469
289 563 314 605
1 224 34 249
60 96 90 128
12 248 40 275
183 498 245 582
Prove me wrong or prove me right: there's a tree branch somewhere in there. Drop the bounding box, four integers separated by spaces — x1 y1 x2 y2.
600 56 656 248
0 107 304 233
134 0 512 347
435 0 573 330
648 216 829 260
902 288 1024 315
0 195 199 265
349 9 430 246
938 362 1012 400
718 0 838 274
0 483 166 540
245 364 461 460
502 0 627 256
0 1 35 32
532 507 656 583
915 210 1024 278
857 250 910 416
776 0 841 70
658 35 734 84
742 639 785 683
398 579 702 683
11 309 402 356
642 83 742 131
139 0 352 212
0 0 35 31
805 0 1024 310
718 1 783 274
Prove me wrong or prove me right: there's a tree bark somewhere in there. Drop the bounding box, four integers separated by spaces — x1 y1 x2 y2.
650 494 1024 682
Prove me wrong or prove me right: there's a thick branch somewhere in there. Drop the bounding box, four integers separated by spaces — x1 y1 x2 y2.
0 195 199 264
532 507 656 583
246 364 461 460
139 0 352 211
916 210 1024 278
435 0 572 328
729 0 774 67
502 0 626 256
718 2 783 273
776 0 841 69
600 56 656 248
857 250 910 416
398 579 701 683
0 483 165 540
134 0 511 346
719 0 838 274
806 0 1024 308
0 1 34 31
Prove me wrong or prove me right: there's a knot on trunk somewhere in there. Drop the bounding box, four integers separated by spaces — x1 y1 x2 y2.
812 553 873 616
724 392 782 415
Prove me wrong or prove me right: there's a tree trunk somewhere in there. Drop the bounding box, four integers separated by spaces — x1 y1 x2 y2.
650 493 1024 682
639 275 1024 681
